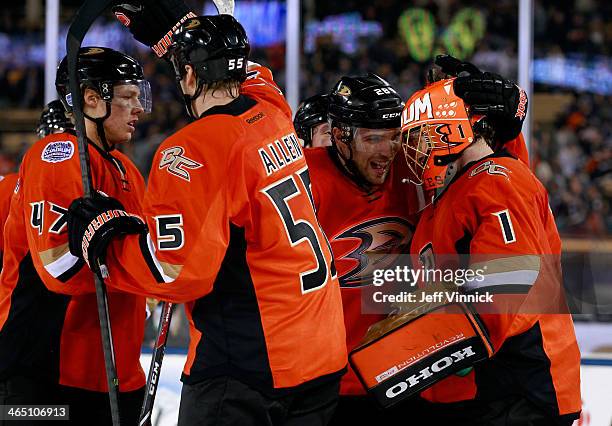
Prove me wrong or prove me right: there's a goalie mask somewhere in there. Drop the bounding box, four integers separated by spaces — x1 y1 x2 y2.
327 73 404 189
168 15 250 118
400 78 485 208
36 100 74 138
56 47 152 151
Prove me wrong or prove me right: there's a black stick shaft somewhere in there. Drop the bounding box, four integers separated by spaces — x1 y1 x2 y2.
139 302 175 426
66 1 121 425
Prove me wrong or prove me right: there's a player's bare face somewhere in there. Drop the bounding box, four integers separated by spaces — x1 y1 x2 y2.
311 123 331 148
103 84 145 145
352 128 401 185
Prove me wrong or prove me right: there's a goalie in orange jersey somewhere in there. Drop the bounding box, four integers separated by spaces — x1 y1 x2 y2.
382 76 581 425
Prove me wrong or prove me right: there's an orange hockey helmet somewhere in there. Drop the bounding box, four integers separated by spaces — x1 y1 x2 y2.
400 78 484 196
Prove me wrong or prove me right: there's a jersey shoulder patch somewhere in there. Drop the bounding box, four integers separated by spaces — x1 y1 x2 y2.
158 145 203 182
468 159 512 180
41 140 75 164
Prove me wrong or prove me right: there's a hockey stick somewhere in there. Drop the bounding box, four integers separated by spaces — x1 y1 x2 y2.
139 302 175 426
66 1 121 425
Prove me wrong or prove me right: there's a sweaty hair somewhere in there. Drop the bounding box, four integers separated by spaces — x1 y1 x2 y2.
204 79 241 99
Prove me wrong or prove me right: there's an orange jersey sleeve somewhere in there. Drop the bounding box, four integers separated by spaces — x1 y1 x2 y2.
241 62 293 120
18 135 145 296
0 173 18 255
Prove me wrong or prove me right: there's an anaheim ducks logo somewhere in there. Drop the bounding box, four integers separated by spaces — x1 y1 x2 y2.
184 18 201 29
336 84 352 97
333 217 413 287
82 47 105 55
159 146 203 182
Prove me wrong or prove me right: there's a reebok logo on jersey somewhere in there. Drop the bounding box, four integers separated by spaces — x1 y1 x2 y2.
159 146 203 182
41 141 74 163
246 112 265 124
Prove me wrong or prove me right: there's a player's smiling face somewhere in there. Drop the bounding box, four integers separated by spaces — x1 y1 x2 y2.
350 127 401 185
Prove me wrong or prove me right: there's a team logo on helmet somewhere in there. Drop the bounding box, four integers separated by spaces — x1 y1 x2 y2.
82 47 105 55
185 18 201 29
337 84 352 97
159 146 203 182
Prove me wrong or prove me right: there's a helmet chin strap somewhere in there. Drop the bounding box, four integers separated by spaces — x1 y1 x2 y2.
181 78 206 120
84 102 113 152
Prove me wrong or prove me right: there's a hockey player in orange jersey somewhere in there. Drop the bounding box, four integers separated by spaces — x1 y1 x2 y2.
395 77 581 424
0 100 74 271
0 173 18 266
0 48 150 425
293 57 532 422
302 74 419 425
67 8 347 426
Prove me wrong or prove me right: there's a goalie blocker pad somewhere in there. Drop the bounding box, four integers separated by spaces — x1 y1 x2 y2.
349 302 494 409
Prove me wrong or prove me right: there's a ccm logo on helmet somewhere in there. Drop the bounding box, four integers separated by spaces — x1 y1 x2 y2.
384 346 477 399
381 112 401 119
402 93 433 125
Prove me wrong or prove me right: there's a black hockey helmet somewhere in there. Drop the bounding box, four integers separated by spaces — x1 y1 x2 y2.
168 15 250 84
55 46 151 151
167 15 249 118
327 73 404 132
294 94 329 146
327 73 404 191
35 100 74 138
55 46 151 114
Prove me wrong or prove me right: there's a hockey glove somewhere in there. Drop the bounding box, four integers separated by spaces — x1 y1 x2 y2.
434 54 528 144
67 194 146 274
113 0 197 58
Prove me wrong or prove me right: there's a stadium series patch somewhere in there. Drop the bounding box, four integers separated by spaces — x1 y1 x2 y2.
41 141 74 163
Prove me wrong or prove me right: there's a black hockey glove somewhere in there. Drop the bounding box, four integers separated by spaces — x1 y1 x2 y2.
113 0 196 58
67 194 146 274
434 54 528 144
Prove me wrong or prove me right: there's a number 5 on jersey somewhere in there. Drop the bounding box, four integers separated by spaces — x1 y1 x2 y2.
262 167 336 294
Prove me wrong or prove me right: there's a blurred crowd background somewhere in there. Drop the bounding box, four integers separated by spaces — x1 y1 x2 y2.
0 0 610 339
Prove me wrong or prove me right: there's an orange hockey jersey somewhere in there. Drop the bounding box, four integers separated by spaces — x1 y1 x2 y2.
505 133 529 165
0 173 18 264
410 151 580 420
306 147 417 395
104 64 347 393
0 133 146 392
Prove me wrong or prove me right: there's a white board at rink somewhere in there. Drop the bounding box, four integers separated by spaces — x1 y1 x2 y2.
139 352 612 426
